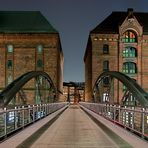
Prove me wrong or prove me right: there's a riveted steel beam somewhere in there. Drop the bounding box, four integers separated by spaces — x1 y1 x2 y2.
0 71 56 107
93 71 148 107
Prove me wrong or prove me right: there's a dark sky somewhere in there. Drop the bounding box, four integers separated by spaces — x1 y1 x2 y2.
0 0 147 82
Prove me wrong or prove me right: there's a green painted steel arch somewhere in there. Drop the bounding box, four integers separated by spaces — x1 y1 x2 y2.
93 71 148 107
0 71 56 107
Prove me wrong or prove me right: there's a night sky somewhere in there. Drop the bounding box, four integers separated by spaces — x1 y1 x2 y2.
0 0 147 82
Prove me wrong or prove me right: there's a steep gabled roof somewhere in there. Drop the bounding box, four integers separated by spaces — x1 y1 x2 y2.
0 11 58 33
91 10 148 34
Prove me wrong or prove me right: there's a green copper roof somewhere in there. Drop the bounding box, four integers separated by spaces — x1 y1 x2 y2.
0 11 58 33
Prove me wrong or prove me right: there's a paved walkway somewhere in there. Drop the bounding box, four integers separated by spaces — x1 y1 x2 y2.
30 105 121 148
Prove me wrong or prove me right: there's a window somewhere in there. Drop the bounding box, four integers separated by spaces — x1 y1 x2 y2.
103 44 109 54
37 59 43 68
122 47 137 58
122 62 137 74
103 61 109 71
123 85 127 91
103 77 109 85
7 75 13 84
7 45 13 53
37 45 43 53
7 60 13 69
123 30 137 43
103 93 109 102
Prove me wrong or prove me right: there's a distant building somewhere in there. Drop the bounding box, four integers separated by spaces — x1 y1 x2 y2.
63 82 85 103
84 8 148 103
0 11 63 104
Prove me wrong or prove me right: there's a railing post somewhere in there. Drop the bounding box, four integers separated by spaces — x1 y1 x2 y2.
28 105 31 123
113 105 116 122
14 107 17 130
124 106 127 128
118 105 121 123
32 105 35 122
131 107 134 130
22 106 25 127
4 108 7 137
141 108 145 138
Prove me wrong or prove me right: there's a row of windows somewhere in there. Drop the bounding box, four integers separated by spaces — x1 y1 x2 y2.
7 59 43 69
103 61 137 74
122 47 137 58
102 45 137 58
122 62 137 74
102 30 137 55
7 45 43 53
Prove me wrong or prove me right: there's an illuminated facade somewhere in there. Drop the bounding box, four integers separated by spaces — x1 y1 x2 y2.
63 82 85 103
0 11 63 104
84 8 148 103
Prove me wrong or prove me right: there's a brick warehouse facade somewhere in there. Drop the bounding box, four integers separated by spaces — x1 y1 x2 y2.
84 8 148 103
0 11 64 104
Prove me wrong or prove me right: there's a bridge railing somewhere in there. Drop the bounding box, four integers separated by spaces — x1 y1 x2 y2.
0 102 68 140
80 102 148 140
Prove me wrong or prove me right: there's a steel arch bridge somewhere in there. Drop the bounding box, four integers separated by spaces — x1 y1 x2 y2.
93 71 148 107
0 71 56 108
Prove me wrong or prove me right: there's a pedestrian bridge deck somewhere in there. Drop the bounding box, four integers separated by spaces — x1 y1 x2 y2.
0 105 147 148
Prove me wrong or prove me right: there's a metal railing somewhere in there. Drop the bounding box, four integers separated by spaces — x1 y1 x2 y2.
80 102 148 140
0 102 68 139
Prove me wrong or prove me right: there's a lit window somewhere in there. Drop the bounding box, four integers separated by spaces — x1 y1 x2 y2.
7 45 13 53
122 62 137 74
122 47 137 57
37 45 43 53
7 60 13 69
7 75 13 84
37 59 43 68
103 93 109 102
123 85 127 91
103 44 109 54
123 31 137 43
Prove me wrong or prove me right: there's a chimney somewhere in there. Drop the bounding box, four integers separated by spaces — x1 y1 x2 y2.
127 8 134 18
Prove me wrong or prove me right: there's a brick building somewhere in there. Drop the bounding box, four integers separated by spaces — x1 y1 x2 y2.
63 82 85 103
84 8 148 103
0 11 63 104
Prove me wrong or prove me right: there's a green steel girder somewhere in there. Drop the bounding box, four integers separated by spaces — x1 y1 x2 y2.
0 71 56 107
93 71 148 107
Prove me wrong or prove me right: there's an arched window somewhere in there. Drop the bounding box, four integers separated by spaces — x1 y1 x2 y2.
37 45 43 53
103 60 109 71
7 60 13 69
7 45 13 53
122 47 137 57
7 75 13 84
37 59 43 68
123 30 137 43
122 62 137 74
103 44 109 54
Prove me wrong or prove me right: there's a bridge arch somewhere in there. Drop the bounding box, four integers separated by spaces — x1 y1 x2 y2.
93 71 148 107
0 71 56 107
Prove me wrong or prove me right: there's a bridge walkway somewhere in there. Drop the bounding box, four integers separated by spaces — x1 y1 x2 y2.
25 105 131 148
2 104 148 148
